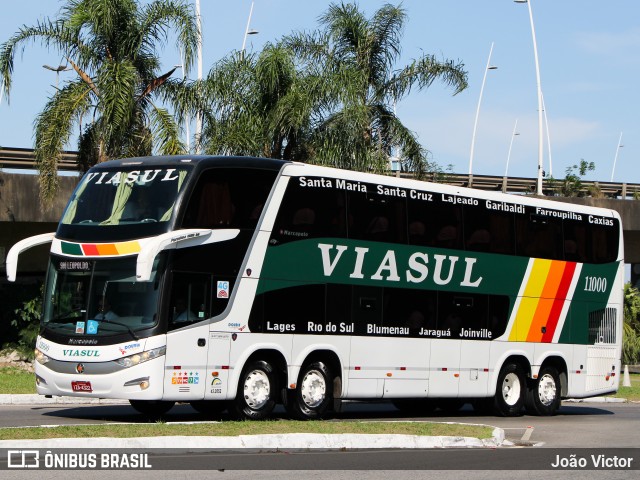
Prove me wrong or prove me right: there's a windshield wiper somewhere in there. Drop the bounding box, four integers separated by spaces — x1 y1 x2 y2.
96 318 139 340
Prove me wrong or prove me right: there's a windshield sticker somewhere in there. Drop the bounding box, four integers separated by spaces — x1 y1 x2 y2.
217 281 230 299
118 342 142 355
84 169 180 186
58 261 92 271
75 322 85 334
86 320 99 335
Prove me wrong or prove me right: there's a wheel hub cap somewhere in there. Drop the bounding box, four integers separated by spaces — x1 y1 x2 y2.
538 374 557 406
244 370 270 409
301 370 326 408
501 372 521 406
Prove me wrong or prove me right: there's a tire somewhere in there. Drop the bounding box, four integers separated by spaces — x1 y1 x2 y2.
392 399 437 416
229 360 278 420
190 400 228 417
129 399 175 418
525 366 561 416
493 362 526 417
287 361 333 420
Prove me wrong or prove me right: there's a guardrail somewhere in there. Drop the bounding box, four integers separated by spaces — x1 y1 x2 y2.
0 147 80 171
2 146 639 198
397 172 640 199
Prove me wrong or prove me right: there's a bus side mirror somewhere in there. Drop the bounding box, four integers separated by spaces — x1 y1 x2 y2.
6 232 55 282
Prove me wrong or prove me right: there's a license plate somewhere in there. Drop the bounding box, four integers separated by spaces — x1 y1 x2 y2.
71 381 93 393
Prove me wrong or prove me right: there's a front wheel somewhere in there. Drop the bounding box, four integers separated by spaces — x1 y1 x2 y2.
287 361 333 420
129 399 175 418
525 366 561 416
229 360 278 420
493 362 525 417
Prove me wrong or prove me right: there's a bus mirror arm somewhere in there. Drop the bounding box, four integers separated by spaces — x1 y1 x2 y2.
135 228 240 281
6 232 56 282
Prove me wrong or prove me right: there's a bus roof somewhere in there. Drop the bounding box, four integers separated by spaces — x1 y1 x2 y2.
93 155 289 172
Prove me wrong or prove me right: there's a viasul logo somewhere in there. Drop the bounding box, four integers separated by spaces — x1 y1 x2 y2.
62 349 100 357
317 243 483 288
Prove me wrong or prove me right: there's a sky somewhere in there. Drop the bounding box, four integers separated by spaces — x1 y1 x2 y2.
0 0 639 184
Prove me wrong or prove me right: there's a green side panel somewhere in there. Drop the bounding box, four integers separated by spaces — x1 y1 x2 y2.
258 238 530 297
558 261 619 344
61 241 83 255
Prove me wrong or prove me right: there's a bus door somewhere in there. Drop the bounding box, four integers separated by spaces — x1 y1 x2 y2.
163 272 211 400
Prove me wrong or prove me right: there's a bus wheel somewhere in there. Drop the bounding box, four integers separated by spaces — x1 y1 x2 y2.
525 366 561 416
230 360 278 420
190 400 228 417
288 361 333 420
493 363 525 417
129 400 175 418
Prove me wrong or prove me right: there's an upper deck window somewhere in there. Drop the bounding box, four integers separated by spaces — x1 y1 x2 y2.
61 167 191 227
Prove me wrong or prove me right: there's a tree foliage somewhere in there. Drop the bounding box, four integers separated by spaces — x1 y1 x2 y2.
623 282 640 365
0 0 199 205
283 2 468 174
199 2 468 174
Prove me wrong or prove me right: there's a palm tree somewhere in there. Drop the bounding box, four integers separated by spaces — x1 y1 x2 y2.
285 2 468 174
0 0 199 205
198 43 323 161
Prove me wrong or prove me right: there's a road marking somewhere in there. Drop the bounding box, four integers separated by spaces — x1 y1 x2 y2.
521 426 534 441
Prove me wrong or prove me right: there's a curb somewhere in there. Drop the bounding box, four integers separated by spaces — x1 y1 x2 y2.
564 396 627 403
0 394 126 405
0 428 506 450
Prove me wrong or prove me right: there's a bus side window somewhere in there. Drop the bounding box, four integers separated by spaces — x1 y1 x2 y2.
271 180 347 244
168 273 210 329
516 213 562 260
347 193 407 244
352 286 383 326
407 196 462 249
195 181 235 227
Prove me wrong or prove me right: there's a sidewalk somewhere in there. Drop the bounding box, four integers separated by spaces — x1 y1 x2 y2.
0 394 508 450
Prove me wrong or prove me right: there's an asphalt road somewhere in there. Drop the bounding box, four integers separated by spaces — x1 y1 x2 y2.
1 400 639 478
0 399 638 447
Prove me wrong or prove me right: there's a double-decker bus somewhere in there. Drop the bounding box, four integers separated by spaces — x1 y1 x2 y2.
7 156 623 418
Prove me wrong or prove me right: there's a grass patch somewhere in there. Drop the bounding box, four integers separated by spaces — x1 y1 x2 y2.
0 367 36 394
0 420 493 441
612 373 640 402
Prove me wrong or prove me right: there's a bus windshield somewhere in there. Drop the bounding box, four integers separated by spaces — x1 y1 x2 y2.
42 255 163 339
61 167 191 226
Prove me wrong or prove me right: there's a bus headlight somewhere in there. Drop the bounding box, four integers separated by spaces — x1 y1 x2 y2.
114 346 166 368
35 348 51 365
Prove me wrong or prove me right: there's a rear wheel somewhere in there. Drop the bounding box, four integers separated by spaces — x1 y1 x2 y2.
525 366 561 416
493 362 525 417
229 360 278 420
287 361 333 420
129 400 175 418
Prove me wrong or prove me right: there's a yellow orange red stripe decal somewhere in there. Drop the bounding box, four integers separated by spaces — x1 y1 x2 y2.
509 259 580 343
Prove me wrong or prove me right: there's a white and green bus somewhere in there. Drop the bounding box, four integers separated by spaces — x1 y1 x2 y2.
7 156 624 418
